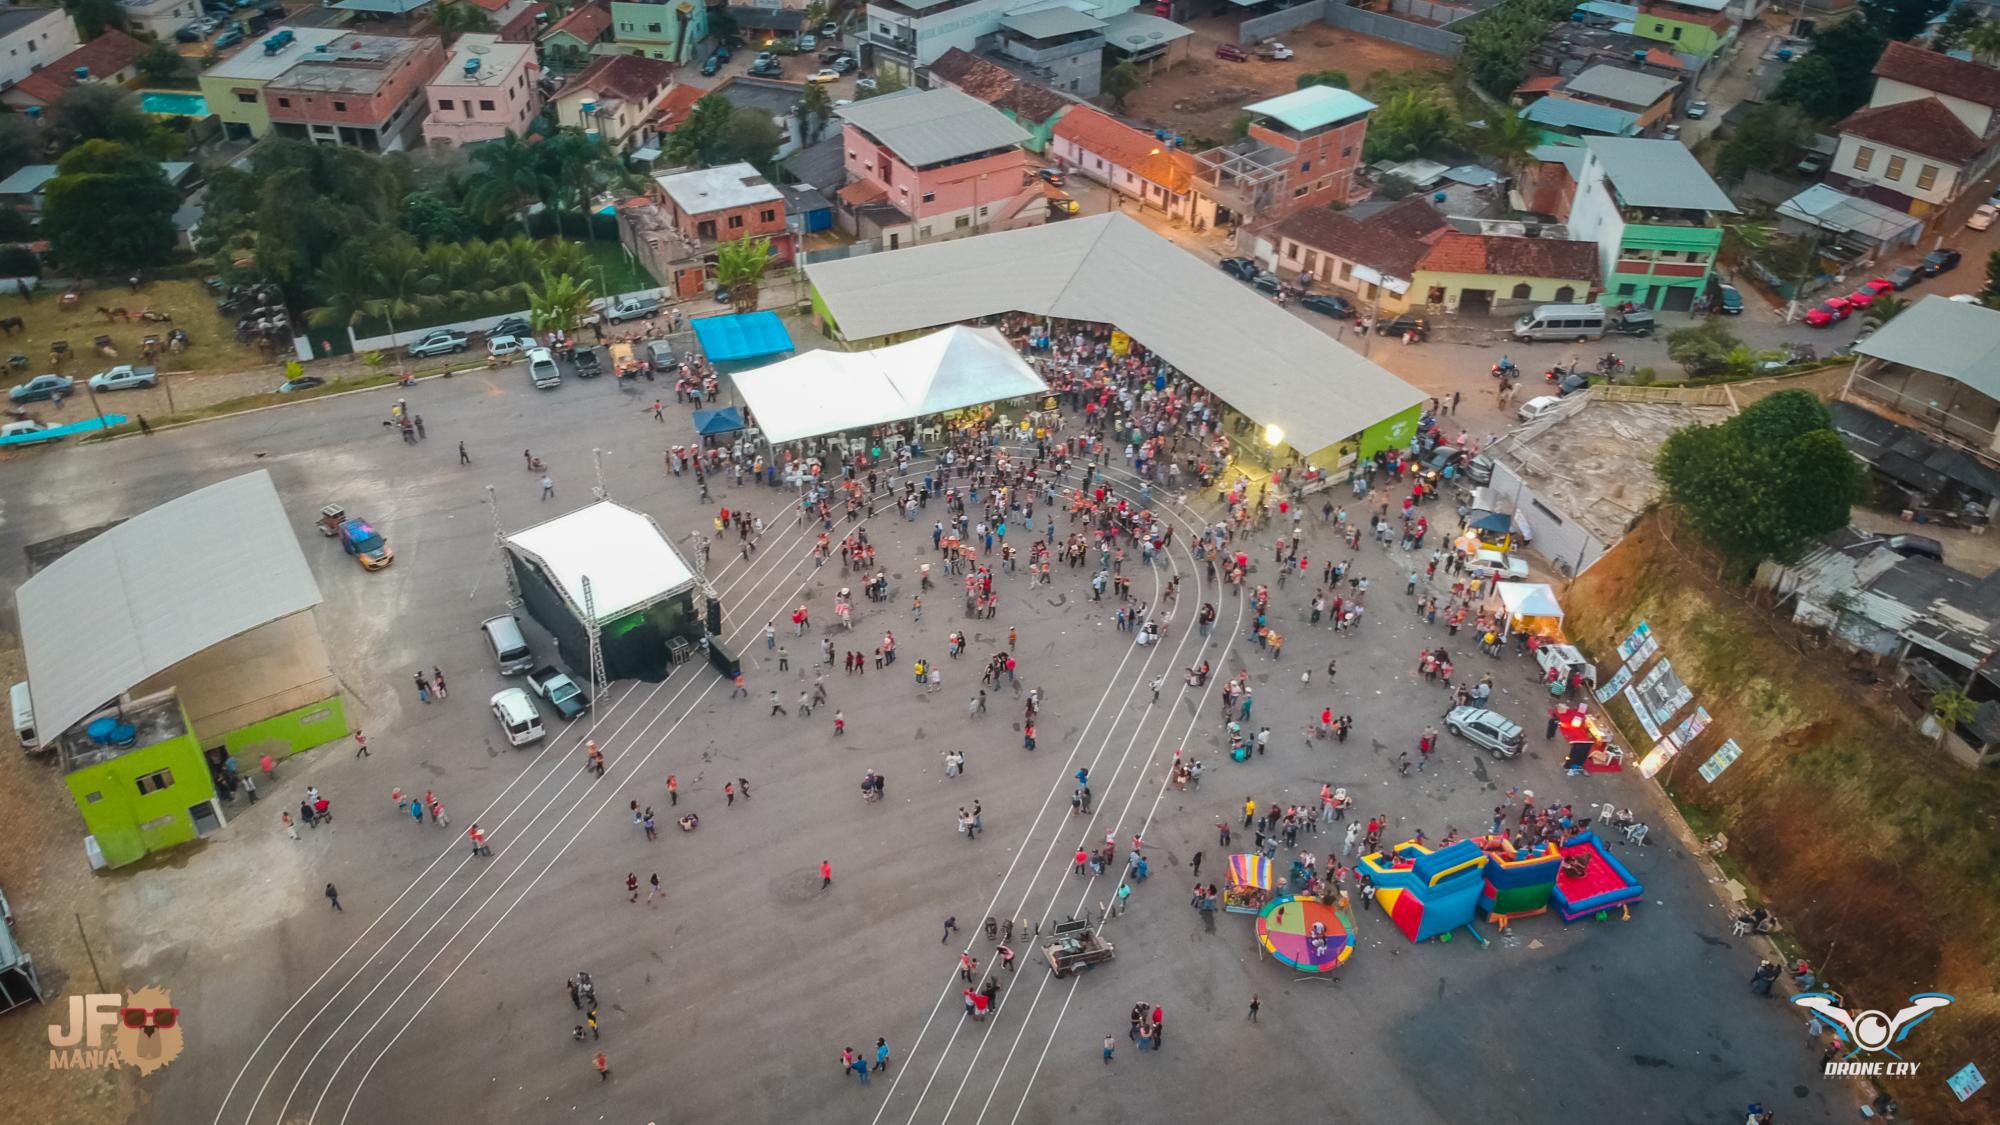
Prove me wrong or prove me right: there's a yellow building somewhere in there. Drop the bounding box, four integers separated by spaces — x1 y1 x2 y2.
1411 232 1601 316
197 26 349 142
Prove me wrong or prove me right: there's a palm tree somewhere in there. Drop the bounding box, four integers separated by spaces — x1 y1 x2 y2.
1931 688 1978 745
1477 109 1541 184
1966 19 2000 64
715 234 771 313
432 0 496 40
799 82 834 144
526 271 597 336
305 247 377 331
466 132 554 236
538 128 619 241
538 238 589 282
1858 294 1910 334
365 242 442 338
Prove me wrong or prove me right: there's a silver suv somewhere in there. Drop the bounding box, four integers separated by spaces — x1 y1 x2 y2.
1445 706 1525 759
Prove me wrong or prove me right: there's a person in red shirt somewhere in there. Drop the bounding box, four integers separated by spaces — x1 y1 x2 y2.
820 860 833 889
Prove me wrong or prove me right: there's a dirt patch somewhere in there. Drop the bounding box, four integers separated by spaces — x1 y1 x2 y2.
1120 15 1453 142
1563 514 2000 1123
0 279 272 377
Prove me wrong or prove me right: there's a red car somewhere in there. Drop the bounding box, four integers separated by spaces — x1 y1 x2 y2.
1862 277 1896 296
1803 302 1844 327
1215 42 1248 61
1845 287 1876 309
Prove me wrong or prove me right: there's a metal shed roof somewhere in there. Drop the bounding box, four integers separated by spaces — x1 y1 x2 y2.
15 471 324 744
803 213 1425 455
835 88 1030 167
1241 86 1377 132
1563 64 1678 108
1585 136 1739 212
1854 295 2000 400
1000 7 1104 38
1521 97 1642 136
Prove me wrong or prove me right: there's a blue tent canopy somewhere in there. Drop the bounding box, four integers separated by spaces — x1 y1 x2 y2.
691 312 794 365
692 406 745 436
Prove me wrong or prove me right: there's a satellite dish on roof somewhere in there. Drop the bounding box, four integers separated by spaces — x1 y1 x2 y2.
468 43 489 53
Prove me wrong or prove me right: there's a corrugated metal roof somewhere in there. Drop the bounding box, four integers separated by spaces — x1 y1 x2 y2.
1563 64 1678 108
15 471 324 744
1854 295 2000 400
1584 137 1738 212
1521 96 1642 135
1777 184 1921 242
836 88 1029 167
803 213 1425 455
1000 7 1104 38
1102 10 1194 50
1242 86 1377 132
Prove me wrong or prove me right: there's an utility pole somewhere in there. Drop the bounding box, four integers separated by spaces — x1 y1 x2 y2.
1362 276 1386 358
487 484 521 609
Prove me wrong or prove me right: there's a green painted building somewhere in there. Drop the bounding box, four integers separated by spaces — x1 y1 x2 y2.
1632 0 1734 58
18 471 347 869
1568 137 1737 312
609 0 707 65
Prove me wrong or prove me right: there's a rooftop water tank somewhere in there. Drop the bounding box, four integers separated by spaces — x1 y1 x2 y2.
464 57 481 77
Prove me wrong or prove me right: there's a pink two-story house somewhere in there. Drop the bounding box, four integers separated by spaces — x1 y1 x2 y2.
422 34 543 147
653 162 794 261
833 88 1045 249
265 34 447 153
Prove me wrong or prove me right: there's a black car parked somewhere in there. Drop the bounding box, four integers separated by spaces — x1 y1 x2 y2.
1300 294 1354 318
1921 248 1962 276
1374 314 1429 339
1219 257 1257 280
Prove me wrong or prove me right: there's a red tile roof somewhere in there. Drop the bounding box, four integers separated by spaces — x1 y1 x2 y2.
1052 105 1193 193
1266 198 1446 278
1641 48 1684 70
648 82 706 132
544 0 611 44
569 52 673 105
498 1 548 41
1872 39 2000 110
1514 75 1562 96
1417 232 1600 282
1839 97 1985 165
928 46 1069 124
10 30 146 105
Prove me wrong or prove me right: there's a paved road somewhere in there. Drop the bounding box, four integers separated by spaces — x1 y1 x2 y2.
2 363 1843 1124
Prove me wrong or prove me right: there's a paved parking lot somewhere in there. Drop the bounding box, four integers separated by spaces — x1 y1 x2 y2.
0 353 1846 1124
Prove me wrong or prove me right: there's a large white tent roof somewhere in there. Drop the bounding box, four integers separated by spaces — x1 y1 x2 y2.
16 470 323 742
734 326 1047 444
803 213 1425 454
504 501 696 624
1497 582 1564 619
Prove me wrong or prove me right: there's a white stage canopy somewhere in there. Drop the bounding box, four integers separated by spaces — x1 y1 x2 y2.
1497 582 1564 620
734 326 1047 444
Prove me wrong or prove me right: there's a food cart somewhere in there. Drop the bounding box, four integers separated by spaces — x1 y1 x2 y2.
1224 853 1277 915
1554 704 1622 773
1042 918 1114 978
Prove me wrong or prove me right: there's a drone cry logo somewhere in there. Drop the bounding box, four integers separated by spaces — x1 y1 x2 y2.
47 987 184 1075
1793 992 1953 1078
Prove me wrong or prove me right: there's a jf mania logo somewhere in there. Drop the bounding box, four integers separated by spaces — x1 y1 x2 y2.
47 987 184 1075
1792 992 1953 1078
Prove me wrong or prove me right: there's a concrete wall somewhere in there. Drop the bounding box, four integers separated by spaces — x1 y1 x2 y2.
1241 0 1331 43
1486 454 1612 578
1322 4 1465 56
1392 0 1477 23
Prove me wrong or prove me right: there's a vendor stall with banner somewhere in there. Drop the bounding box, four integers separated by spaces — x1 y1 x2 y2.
1225 853 1277 915
1554 704 1624 773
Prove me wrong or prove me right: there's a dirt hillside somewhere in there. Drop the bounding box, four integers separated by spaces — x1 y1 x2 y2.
1563 513 2000 1121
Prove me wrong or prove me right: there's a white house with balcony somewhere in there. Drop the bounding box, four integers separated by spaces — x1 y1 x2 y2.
1828 40 2000 217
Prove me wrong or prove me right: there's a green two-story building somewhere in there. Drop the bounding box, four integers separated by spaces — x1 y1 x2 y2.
609 0 707 65
1633 0 1736 58
1565 137 1737 312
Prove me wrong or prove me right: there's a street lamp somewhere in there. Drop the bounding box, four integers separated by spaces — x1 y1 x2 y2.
1264 423 1284 447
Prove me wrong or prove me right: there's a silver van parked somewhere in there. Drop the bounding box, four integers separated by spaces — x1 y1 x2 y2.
1512 303 1607 342
481 614 535 675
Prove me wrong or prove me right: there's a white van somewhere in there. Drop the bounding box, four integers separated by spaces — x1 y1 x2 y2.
490 688 545 746
482 614 535 675
1517 395 1567 423
1512 303 1607 342
10 681 36 750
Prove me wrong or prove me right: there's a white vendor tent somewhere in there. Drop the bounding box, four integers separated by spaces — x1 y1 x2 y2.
733 325 1047 445
1496 582 1564 622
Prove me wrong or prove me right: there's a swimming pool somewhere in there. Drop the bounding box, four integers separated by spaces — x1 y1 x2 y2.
141 91 211 117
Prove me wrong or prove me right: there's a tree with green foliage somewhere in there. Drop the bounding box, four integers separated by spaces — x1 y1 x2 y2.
401 190 478 244
537 127 629 240
715 234 771 313
1930 688 1978 743
526 271 596 336
0 116 40 183
466 131 554 235
1476 108 1541 180
1773 18 1886 120
859 68 906 99
1665 319 1742 377
136 41 188 86
1296 69 1349 90
49 84 153 149
1655 389 1871 571
1364 88 1458 161
1967 19 2000 62
1932 3 1983 51
1457 0 1575 97
1982 249 2000 305
1713 103 1811 182
1104 61 1143 112
61 0 128 39
662 93 735 166
1859 0 1950 40
431 0 496 38
200 139 407 284
799 81 834 144
42 140 179 273
723 106 786 173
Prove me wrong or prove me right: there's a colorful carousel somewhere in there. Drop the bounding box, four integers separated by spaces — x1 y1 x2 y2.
1256 895 1353 974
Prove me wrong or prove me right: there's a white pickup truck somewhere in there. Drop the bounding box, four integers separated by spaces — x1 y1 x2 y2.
88 365 159 392
526 665 589 721
601 294 663 324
